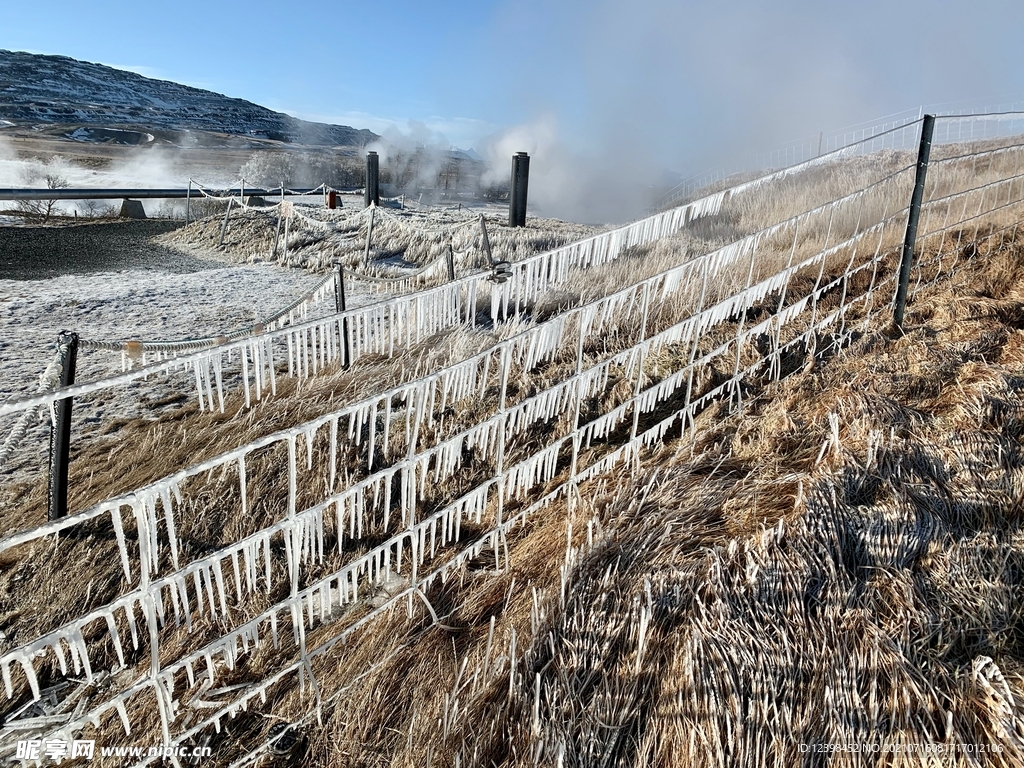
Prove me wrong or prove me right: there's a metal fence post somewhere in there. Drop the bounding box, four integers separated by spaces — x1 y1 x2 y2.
446 242 456 281
509 152 530 227
479 214 494 266
185 179 191 225
48 331 79 520
893 114 935 332
335 263 350 369
365 151 379 208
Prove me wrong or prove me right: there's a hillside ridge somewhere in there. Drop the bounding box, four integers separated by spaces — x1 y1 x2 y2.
0 49 378 147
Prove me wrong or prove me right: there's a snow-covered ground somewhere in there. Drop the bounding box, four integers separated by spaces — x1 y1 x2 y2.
0 262 346 399
0 249 382 483
0 199 601 485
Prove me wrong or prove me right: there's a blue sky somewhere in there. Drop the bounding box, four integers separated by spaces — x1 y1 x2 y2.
4 0 1024 219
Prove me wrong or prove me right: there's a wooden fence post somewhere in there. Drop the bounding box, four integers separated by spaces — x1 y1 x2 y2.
218 196 234 246
335 263 351 369
47 331 79 520
363 204 376 267
893 114 935 332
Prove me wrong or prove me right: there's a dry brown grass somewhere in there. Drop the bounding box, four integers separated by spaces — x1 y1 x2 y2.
3 139 1024 767
262 228 1024 768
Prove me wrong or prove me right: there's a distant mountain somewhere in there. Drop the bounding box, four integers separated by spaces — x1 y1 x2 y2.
0 49 378 147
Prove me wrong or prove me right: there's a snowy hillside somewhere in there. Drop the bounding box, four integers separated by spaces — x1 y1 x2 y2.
0 49 377 147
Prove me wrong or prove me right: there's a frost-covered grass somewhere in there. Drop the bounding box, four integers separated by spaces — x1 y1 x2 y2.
157 196 607 274
2 136 1024 766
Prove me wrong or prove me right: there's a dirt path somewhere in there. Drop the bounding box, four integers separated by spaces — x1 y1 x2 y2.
0 219 224 280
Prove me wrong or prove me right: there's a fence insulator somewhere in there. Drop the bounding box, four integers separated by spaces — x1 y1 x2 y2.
489 260 513 284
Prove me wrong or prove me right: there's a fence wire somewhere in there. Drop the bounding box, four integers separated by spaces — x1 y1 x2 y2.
1 114 1023 765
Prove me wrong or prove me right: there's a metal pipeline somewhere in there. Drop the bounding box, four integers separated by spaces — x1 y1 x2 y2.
0 187 358 201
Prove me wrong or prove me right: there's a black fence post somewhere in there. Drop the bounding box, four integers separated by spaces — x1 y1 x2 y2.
446 243 456 281
365 151 379 209
479 214 495 266
509 152 530 227
893 114 935 332
48 331 79 521
334 263 351 370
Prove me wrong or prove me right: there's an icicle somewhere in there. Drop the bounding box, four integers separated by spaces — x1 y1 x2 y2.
52 637 69 676
238 455 248 518
203 358 215 414
69 626 93 684
213 353 225 413
329 417 338 492
252 339 263 402
193 570 205 618
110 504 131 581
1 660 12 699
228 552 243 603
124 598 140 652
176 575 193 632
304 425 316 470
160 486 179 571
133 496 154 588
114 699 132 735
264 535 273 592
263 335 275 397
194 362 206 412
288 434 297 517
242 539 257 595
368 400 377 471
105 613 125 668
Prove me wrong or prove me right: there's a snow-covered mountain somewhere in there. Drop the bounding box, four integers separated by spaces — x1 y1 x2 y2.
0 49 377 147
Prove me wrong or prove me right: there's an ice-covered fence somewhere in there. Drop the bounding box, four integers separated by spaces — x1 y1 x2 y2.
0 175 769 429
910 124 1024 289
3 115 1024 765
2 123 951 442
162 123 1024 765
0 155 920 742
656 106 1024 210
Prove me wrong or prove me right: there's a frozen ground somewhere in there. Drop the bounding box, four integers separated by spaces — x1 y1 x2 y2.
0 262 352 397
0 243 380 485
0 199 601 487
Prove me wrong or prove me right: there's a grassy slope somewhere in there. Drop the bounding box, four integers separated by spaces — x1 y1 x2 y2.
2 142 1024 765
